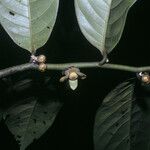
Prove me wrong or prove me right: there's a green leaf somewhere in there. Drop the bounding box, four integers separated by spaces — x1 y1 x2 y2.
94 80 135 150
130 82 150 150
4 96 62 150
75 0 136 55
0 0 59 53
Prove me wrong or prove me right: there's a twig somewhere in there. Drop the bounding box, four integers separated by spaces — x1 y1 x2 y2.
0 63 38 78
46 63 150 72
1 62 150 79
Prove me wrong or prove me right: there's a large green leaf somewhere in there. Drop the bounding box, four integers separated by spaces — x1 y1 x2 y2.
75 0 136 55
130 82 150 150
94 81 135 150
0 0 59 53
4 96 62 150
94 79 150 150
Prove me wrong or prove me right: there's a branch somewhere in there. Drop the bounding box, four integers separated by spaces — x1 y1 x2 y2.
1 62 150 79
47 63 150 73
0 63 38 78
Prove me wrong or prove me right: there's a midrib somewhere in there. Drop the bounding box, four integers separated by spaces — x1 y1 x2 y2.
27 0 34 53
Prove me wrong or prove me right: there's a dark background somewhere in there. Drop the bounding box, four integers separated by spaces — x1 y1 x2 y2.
0 0 149 150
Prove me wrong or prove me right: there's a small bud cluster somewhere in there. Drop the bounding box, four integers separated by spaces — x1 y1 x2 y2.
31 55 47 72
37 55 47 72
138 72 150 84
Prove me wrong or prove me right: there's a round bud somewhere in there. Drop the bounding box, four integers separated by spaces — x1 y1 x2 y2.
39 63 47 72
69 72 78 80
142 75 150 84
37 55 46 63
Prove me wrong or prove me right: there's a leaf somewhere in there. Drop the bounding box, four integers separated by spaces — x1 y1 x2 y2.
130 81 150 150
4 96 62 150
0 0 59 53
94 79 150 150
75 0 136 54
94 80 135 150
